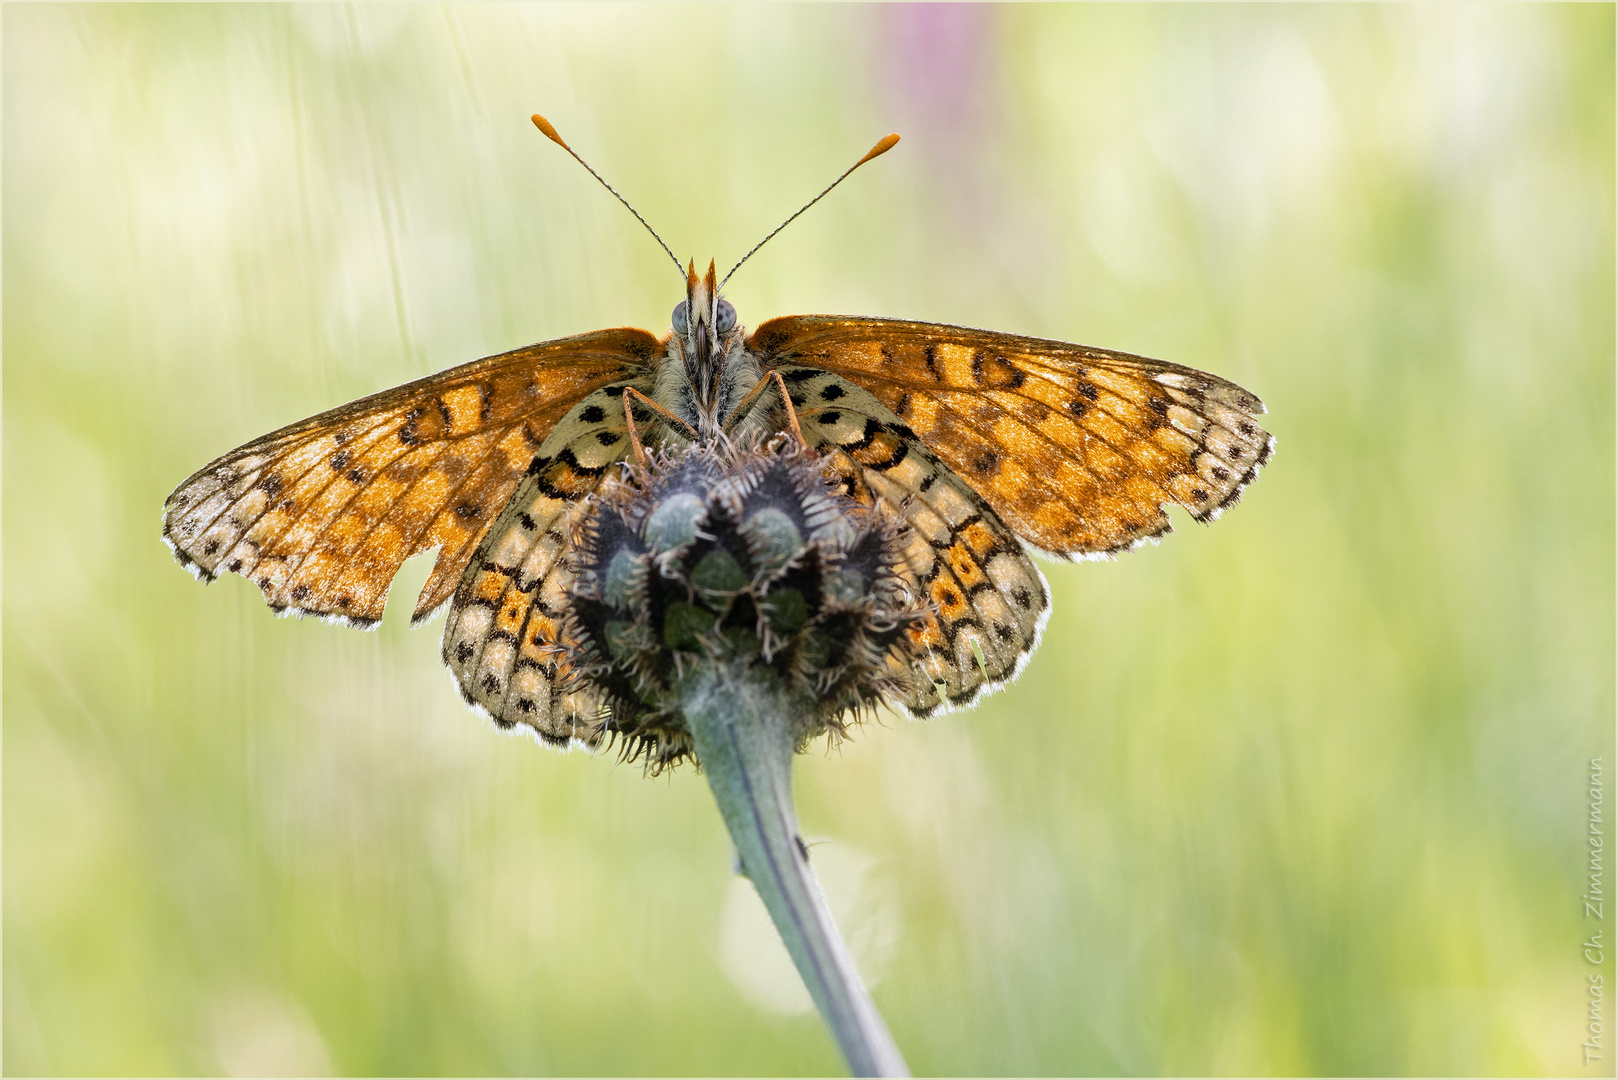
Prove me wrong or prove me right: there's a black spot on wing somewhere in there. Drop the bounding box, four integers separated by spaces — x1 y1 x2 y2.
558 446 608 476
863 437 909 473
971 351 1026 390
399 408 424 446
837 418 882 454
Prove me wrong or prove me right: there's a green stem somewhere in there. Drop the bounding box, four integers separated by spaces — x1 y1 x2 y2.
679 660 910 1079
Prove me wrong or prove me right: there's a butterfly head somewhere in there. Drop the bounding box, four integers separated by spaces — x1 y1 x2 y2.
668 258 746 435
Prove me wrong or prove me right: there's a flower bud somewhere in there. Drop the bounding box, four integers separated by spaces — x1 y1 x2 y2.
564 438 926 771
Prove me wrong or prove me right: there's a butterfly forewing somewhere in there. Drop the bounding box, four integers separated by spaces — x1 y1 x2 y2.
162 328 661 626
749 317 1274 559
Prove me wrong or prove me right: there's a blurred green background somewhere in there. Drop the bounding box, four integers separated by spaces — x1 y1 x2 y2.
5 5 1612 1076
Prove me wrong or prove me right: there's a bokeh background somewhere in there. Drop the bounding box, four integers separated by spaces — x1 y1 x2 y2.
5 5 1613 1076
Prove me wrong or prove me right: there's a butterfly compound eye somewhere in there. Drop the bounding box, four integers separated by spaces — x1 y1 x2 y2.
671 300 690 336
716 299 737 334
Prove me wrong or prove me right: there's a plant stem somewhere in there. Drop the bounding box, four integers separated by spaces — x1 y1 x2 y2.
679 660 910 1078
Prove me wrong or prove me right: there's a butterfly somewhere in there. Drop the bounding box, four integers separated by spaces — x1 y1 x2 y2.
162 117 1273 749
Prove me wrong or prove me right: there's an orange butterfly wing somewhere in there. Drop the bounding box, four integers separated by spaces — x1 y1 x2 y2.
749 317 1273 557
162 328 662 626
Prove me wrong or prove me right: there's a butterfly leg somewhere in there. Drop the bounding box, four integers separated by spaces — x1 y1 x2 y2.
720 370 775 434
620 386 699 464
722 369 808 448
620 389 652 470
768 370 808 448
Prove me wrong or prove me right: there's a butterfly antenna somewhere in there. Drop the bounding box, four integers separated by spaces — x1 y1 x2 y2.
532 113 683 277
720 133 900 290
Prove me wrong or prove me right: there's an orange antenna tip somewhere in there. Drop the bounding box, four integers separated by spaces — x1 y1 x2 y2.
530 113 569 151
858 133 901 166
532 113 682 277
719 129 902 289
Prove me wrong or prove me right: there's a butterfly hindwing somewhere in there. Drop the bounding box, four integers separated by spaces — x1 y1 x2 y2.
441 378 653 741
161 328 661 626
751 317 1274 559
780 366 1051 715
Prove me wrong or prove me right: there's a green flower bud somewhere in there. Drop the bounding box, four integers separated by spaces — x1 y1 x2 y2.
690 548 749 595
642 491 707 550
740 507 803 574
602 548 644 609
